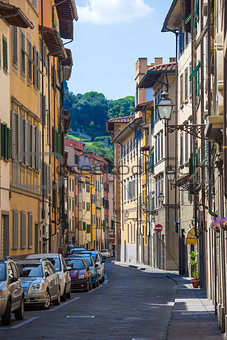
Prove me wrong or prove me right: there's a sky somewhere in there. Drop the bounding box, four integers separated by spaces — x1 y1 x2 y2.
67 0 175 100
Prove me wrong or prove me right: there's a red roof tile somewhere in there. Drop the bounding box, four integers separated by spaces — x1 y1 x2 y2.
108 115 134 123
147 62 176 72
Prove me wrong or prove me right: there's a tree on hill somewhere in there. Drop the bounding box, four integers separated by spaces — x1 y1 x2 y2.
107 96 135 119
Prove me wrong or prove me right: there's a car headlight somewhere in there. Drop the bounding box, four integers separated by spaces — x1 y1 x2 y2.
31 283 43 290
78 274 85 279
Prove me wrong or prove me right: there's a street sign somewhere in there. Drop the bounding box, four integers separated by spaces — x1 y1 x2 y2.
155 224 163 232
110 235 115 242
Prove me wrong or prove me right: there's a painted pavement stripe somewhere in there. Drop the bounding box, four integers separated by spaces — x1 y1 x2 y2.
10 317 39 329
48 296 80 312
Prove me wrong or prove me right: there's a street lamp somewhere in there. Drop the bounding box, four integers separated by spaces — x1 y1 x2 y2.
166 166 175 183
157 92 173 120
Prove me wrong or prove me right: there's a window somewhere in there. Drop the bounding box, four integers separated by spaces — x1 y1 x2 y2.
155 137 157 163
28 212 33 249
185 131 188 162
2 37 8 72
27 39 32 81
83 222 86 231
189 62 192 96
20 30 25 74
1 123 11 160
180 74 183 105
184 68 188 101
160 131 163 159
180 134 183 165
32 0 37 9
12 26 18 66
82 201 85 209
86 202 90 211
21 211 26 249
13 210 19 249
86 185 90 192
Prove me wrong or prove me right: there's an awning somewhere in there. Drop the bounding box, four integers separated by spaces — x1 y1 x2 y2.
61 49 73 66
0 1 34 28
133 100 154 112
54 0 78 21
137 63 176 89
185 226 198 245
54 0 78 40
40 26 67 59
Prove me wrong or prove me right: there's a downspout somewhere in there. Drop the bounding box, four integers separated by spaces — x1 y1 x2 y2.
200 0 206 290
41 0 45 233
48 55 51 252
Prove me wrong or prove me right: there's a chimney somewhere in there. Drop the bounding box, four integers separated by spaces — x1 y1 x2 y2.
169 57 176 63
155 57 163 65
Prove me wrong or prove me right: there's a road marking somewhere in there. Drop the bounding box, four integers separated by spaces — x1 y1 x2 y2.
66 315 95 319
10 317 39 329
48 296 80 312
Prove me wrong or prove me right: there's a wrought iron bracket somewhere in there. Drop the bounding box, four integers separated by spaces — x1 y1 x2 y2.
167 124 206 139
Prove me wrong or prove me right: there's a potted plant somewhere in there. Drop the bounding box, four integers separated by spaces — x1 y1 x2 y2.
189 251 200 288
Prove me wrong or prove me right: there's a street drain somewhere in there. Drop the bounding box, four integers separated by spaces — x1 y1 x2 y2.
66 316 95 319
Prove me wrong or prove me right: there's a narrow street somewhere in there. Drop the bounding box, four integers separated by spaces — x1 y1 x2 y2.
0 260 177 340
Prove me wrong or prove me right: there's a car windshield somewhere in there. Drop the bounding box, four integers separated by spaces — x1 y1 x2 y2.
47 258 61 271
0 263 6 281
77 256 93 266
17 264 43 277
66 259 85 270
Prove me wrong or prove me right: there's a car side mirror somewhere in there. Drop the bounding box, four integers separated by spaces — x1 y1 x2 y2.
95 263 99 268
10 277 18 283
45 271 50 277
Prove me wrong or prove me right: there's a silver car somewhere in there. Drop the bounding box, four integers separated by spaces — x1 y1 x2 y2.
16 259 60 310
26 253 71 301
0 258 24 325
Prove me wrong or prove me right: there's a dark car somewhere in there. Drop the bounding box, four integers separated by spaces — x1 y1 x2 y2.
68 254 99 288
65 258 91 292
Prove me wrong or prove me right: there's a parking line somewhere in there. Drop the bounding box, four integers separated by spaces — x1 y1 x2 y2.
48 296 80 312
10 317 39 329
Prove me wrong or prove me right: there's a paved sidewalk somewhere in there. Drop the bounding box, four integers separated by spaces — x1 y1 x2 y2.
114 261 223 340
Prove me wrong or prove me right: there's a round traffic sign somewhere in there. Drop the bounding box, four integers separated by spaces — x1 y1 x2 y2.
155 224 163 232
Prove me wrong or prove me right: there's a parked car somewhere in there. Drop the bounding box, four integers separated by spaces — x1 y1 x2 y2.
100 249 111 258
68 254 99 288
0 258 24 325
69 247 86 255
16 259 60 310
26 253 71 302
65 257 92 292
77 251 105 283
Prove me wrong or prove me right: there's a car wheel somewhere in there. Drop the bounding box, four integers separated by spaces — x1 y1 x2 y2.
43 291 51 310
2 300 11 326
61 286 67 302
15 298 24 320
53 288 61 305
66 287 71 299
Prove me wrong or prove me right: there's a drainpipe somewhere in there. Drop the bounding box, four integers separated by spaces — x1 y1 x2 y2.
48 55 51 252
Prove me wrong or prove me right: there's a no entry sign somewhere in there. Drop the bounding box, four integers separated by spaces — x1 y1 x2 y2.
155 224 163 232
110 235 115 242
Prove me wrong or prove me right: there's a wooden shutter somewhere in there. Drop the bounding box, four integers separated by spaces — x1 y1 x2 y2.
27 122 31 166
18 116 24 162
2 37 8 72
12 26 18 65
21 211 26 249
28 212 33 249
4 124 7 159
13 210 18 249
32 125 35 168
1 124 4 158
7 128 11 159
37 51 40 89
27 39 32 81
47 165 51 196
33 45 37 86
35 128 41 170
11 111 16 160
20 30 25 74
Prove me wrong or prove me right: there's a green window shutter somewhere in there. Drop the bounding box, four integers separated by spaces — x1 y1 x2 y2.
8 128 12 159
4 124 7 159
1 124 4 157
3 38 8 72
83 222 86 231
87 224 90 233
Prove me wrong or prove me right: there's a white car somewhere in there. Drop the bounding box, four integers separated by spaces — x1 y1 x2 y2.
26 254 71 301
100 249 111 258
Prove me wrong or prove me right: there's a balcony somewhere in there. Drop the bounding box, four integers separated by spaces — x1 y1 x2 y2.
205 115 223 142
